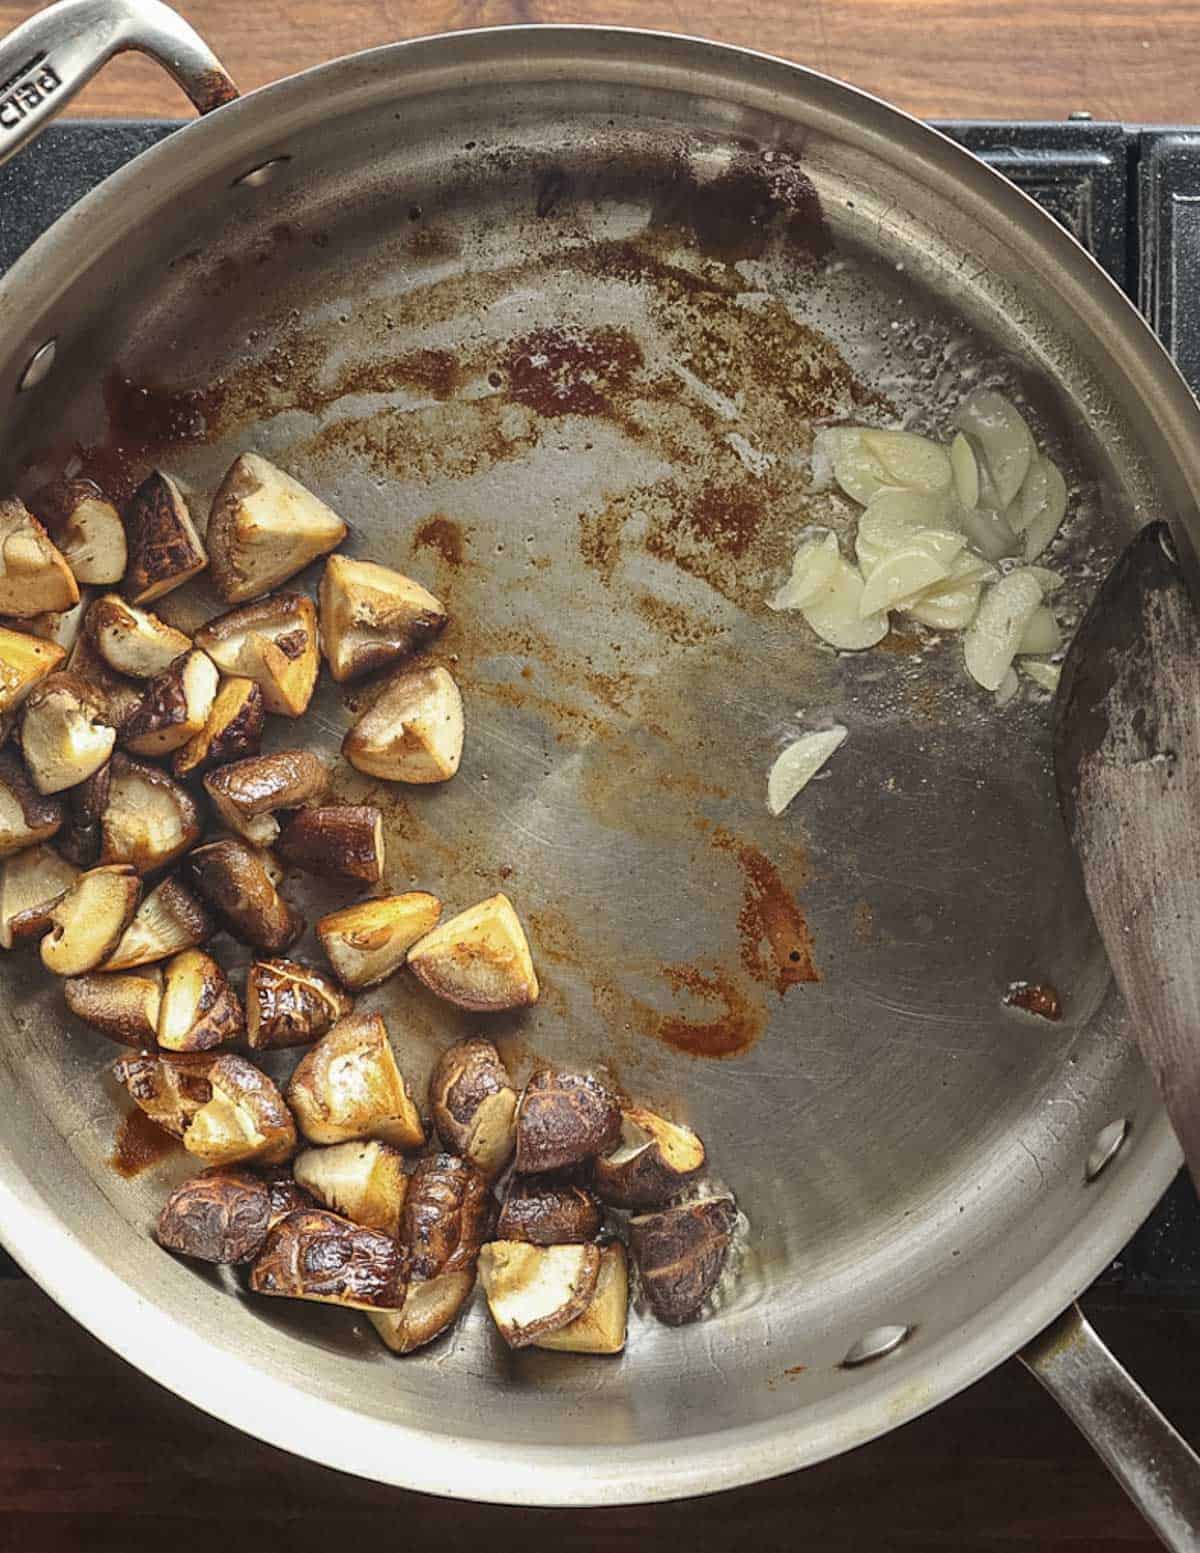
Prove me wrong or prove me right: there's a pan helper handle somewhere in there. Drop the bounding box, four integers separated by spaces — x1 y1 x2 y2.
0 0 237 167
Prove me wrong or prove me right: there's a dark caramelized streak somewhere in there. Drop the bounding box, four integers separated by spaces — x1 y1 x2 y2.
110 1108 179 1178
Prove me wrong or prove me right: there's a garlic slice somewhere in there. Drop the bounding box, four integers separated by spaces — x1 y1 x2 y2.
854 489 961 573
963 570 1044 691
1017 605 1062 657
859 546 954 617
769 531 840 612
994 667 1020 707
1021 456 1068 561
1023 660 1061 693
802 557 890 651
956 504 1020 563
831 428 952 506
905 583 981 631
950 432 980 509
954 390 1035 508
767 727 848 816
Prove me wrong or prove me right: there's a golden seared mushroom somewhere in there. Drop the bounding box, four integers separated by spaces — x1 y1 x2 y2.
496 1177 603 1245
12 592 90 654
65 630 143 733
183 1052 296 1166
99 754 201 873
156 1168 272 1264
478 1241 601 1349
20 672 115 794
628 1198 737 1326
41 863 140 975
249 1207 405 1310
208 453 347 603
430 1038 517 1179
515 1069 621 1174
264 1171 313 1227
173 676 263 779
64 967 162 1047
189 838 302 952
0 843 77 948
0 748 63 855
158 949 245 1052
103 875 213 971
122 471 207 604
407 893 538 1013
0 498 79 617
202 749 327 847
593 1107 707 1210
343 663 463 784
112 1051 213 1138
286 1011 424 1149
86 594 192 680
57 762 109 867
246 957 351 1050
274 805 384 884
195 593 319 717
319 555 447 682
293 1140 409 1235
535 1241 629 1355
316 892 441 991
37 479 126 586
0 623 66 715
121 651 218 757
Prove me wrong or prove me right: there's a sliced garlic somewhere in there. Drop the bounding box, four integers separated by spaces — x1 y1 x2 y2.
767 726 848 816
956 504 1020 563
1021 456 1068 561
905 583 981 631
769 531 840 612
940 551 1000 588
994 667 1020 707
855 489 961 573
950 432 980 509
1017 605 1062 657
831 428 951 506
1023 660 1061 692
860 546 954 617
954 390 1035 508
802 557 890 651
963 570 1044 691
809 428 849 492
1025 565 1064 594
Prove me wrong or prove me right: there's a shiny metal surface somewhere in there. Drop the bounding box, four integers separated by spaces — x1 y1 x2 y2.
0 19 1196 1508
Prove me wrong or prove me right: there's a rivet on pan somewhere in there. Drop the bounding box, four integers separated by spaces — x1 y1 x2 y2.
1085 1118 1129 1182
232 156 292 189
17 338 56 393
841 1324 912 1368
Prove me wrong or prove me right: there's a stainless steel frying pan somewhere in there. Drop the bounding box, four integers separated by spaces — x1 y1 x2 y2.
1 0 1199 1535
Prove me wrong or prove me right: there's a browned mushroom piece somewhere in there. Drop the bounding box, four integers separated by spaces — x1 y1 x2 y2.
286 1011 424 1149
36 478 127 586
65 630 143 733
56 761 110 867
343 663 463 783
429 1038 518 1179
121 651 218 757
478 1241 602 1349
0 843 77 948
318 555 448 682
20 672 115 794
316 892 441 991
102 875 213 970
41 863 141 975
264 1171 314 1228
593 1107 707 1210
274 805 385 883
496 1177 603 1245
122 472 208 604
0 624 66 715
628 1197 737 1327
0 498 79 617
406 893 538 1012
245 957 352 1050
99 754 202 873
182 1053 296 1166
158 949 245 1052
11 592 90 654
249 1207 405 1310
156 1168 272 1264
293 1140 409 1235
207 453 347 603
172 676 264 779
0 747 63 855
188 838 302 952
64 967 162 1047
202 749 328 847
112 1051 214 1138
85 594 191 679
534 1241 629 1355
194 593 319 717
514 1069 621 1174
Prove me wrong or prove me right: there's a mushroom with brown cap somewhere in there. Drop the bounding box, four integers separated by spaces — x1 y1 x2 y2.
628 1197 737 1326
102 875 213 971
514 1069 621 1174
208 453 347 603
343 663 463 784
188 838 302 951
156 1168 272 1264
407 893 538 1012
41 863 140 975
112 1051 214 1137
250 1207 405 1310
0 843 77 948
0 498 79 617
319 555 447 682
56 762 109 867
316 892 441 991
245 957 351 1050
65 630 143 733
36 479 126 586
158 949 245 1052
274 805 384 883
121 650 218 757
264 1172 313 1228
86 594 192 680
430 1038 517 1179
593 1106 707 1209
195 593 319 718
99 754 202 873
11 592 90 655
478 1241 601 1349
182 1052 296 1166
202 749 327 847
172 676 263 779
64 966 162 1047
20 672 115 794
122 472 207 604
496 1177 603 1245
0 748 63 855
293 1140 409 1236
534 1241 629 1355
0 624 66 715
286 1011 424 1149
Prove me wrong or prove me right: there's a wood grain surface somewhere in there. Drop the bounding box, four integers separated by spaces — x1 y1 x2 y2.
1 0 1199 123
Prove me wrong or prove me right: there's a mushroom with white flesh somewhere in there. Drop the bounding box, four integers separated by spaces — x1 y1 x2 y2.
533 1241 629 1355
121 650 218 757
65 630 143 733
478 1241 602 1349
156 1168 272 1264
182 1053 296 1166
514 1069 621 1174
316 891 441 990
157 949 245 1052
319 555 448 682
0 624 66 715
629 1197 737 1326
429 1038 518 1179
86 594 192 680
0 498 79 617
406 893 538 1012
188 838 302 952
20 672 115 794
207 453 347 603
286 1011 424 1149
0 844 77 948
202 749 327 847
249 1207 405 1310
10 592 90 654
64 967 162 1047
172 676 264 779
0 748 63 855
194 593 319 717
102 875 213 971
293 1140 409 1236
274 805 385 884
342 664 463 783
112 1051 215 1138
36 479 126 586
593 1106 707 1209
99 754 202 873
122 472 208 605
496 1176 603 1245
41 863 140 975
245 957 352 1050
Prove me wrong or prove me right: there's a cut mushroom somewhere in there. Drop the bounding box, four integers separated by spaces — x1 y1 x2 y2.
342 664 463 784
0 843 77 948
207 453 347 603
86 594 192 680
496 1177 603 1245
111 1052 213 1138
202 749 327 847
534 1241 628 1355
407 893 538 1012
20 672 115 794
158 949 245 1052
156 1168 272 1264
514 1069 621 1174
293 1140 409 1235
121 650 218 757
65 630 143 732
286 1011 424 1149
430 1038 518 1179
195 593 319 717
0 624 66 714
594 1106 707 1209
12 592 90 655
41 863 140 975
265 1172 314 1227
274 805 385 883
316 892 441 990
370 1271 476 1356
246 957 352 1050
629 1197 737 1326
249 1207 405 1310
64 967 162 1047
122 471 208 604
188 839 302 952
37 479 127 586
319 555 448 682
99 754 201 873
102 875 213 971
182 1053 296 1166
478 1241 601 1349
0 498 79 617
0 748 63 855
172 676 264 779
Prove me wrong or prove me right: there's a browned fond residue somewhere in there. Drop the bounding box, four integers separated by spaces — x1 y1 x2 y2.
336 348 461 402
639 963 766 1059
109 1109 179 1178
501 325 644 418
784 1364 807 1376
1004 981 1063 1022
414 515 465 566
104 372 213 446
713 829 819 992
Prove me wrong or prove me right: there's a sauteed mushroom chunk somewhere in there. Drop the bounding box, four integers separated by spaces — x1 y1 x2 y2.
342 664 463 783
121 650 218 757
156 1168 272 1264
64 967 162 1048
208 453 347 603
0 498 79 617
13 592 90 654
102 875 213 970
86 594 192 680
99 754 202 873
0 843 77 948
478 1241 601 1349
57 761 110 866
195 593 319 717
593 1107 707 1209
158 949 245 1052
0 748 63 855
246 957 352 1050
203 749 328 847
534 1241 629 1355
112 1052 213 1138
370 1271 476 1355
319 555 448 682
182 1053 296 1166
293 1139 409 1235
173 676 264 778
0 624 65 713
274 805 384 883
188 838 302 952
628 1198 737 1326
123 471 208 604
496 1176 603 1246
286 1011 424 1149
407 893 538 1012
316 892 441 990
38 479 126 586
65 631 143 732
249 1207 405 1310
430 1038 518 1179
41 863 140 975
514 1069 621 1174
20 672 115 794
265 1171 314 1227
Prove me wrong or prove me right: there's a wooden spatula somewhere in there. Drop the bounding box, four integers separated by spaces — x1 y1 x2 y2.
1055 520 1200 1187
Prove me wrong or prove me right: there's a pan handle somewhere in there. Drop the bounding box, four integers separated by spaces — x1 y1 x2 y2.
0 0 237 167
1021 1303 1200 1551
